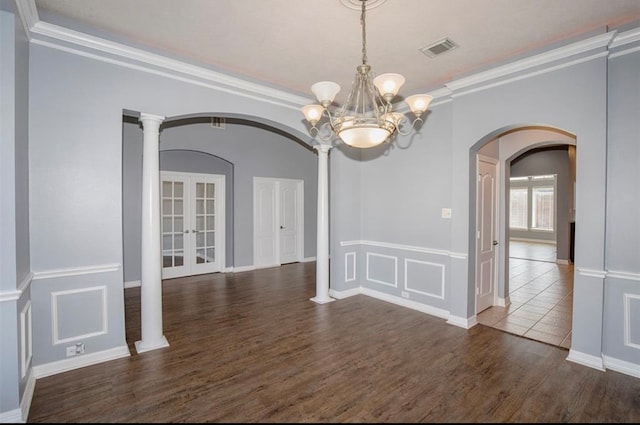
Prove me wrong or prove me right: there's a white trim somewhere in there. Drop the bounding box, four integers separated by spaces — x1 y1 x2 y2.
0 290 22 302
18 272 33 293
360 287 449 320
301 256 317 263
576 267 607 279
20 370 36 423
404 259 445 300
19 301 32 379
556 259 570 265
609 27 640 49
329 287 362 299
496 296 510 307
449 252 468 260
609 45 640 58
450 52 608 99
447 314 477 329
32 263 120 280
124 280 141 289
232 265 257 273
446 32 615 92
345 252 356 282
13 0 38 37
366 253 398 287
51 286 108 345
623 294 640 350
566 349 606 371
340 240 450 257
602 355 640 378
32 345 130 379
0 408 23 423
28 21 310 110
607 270 640 281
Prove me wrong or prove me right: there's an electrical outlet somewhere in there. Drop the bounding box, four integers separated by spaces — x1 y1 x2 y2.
75 342 85 354
66 346 77 357
401 291 410 298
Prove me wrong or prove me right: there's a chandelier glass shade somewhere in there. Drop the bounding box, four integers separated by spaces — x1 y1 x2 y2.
301 0 433 148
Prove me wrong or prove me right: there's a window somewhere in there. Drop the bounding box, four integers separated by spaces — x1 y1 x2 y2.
509 175 556 233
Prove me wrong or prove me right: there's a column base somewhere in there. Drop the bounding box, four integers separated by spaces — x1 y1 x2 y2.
310 296 335 305
134 336 170 354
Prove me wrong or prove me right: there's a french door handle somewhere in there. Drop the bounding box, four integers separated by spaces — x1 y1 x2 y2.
493 240 499 245
280 226 284 229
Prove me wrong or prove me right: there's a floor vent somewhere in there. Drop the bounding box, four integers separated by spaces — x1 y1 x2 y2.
211 117 226 129
420 37 458 58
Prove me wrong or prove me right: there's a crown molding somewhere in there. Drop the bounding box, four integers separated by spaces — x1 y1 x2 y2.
14 0 38 38
610 26 640 49
445 31 616 93
28 20 313 110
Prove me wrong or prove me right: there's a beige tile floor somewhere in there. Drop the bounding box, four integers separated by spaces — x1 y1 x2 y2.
477 240 574 349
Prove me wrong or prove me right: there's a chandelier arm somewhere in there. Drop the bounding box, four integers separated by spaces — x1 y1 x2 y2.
395 116 424 136
309 121 334 142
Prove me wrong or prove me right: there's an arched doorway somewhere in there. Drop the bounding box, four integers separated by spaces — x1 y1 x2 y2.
469 125 576 348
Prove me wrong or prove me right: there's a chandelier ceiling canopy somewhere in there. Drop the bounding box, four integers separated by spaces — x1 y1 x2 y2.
301 0 433 148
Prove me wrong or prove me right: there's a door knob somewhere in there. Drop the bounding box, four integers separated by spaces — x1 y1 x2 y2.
493 240 499 245
280 226 284 229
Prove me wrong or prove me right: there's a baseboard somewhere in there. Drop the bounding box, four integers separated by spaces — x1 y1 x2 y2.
556 259 570 265
329 287 362 299
496 296 510 307
301 256 316 262
566 349 606 372
20 370 36 422
233 265 257 273
360 287 450 321
603 355 640 378
0 408 22 423
447 314 478 329
124 280 141 288
33 345 131 379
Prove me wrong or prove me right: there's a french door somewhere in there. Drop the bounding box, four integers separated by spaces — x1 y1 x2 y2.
161 172 225 279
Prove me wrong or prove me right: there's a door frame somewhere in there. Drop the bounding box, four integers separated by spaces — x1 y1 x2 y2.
253 177 304 268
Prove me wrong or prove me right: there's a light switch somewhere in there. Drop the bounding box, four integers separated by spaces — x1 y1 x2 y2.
442 208 452 219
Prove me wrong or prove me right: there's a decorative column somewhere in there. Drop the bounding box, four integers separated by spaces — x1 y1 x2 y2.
310 143 335 304
135 113 170 354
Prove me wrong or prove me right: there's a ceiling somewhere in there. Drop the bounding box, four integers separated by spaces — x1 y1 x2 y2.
33 0 640 99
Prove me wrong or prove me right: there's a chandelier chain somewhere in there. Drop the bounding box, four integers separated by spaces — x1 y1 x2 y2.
361 0 368 65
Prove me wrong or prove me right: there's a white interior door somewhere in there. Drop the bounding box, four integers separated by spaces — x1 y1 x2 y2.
279 180 301 264
161 172 225 279
476 156 498 313
254 178 303 268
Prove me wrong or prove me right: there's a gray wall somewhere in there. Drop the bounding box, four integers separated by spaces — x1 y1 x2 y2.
158 121 318 268
2 7 637 417
123 119 240 282
0 1 31 418
603 43 640 362
510 146 571 258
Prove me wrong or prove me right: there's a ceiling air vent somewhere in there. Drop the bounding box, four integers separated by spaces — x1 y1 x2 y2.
211 117 226 129
420 37 459 58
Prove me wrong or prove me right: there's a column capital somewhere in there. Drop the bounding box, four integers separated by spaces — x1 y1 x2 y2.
314 143 333 154
139 113 165 126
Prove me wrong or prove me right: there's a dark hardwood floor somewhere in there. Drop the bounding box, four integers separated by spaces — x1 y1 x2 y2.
28 262 640 423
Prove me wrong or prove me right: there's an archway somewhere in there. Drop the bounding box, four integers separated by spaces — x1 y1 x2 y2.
468 124 576 346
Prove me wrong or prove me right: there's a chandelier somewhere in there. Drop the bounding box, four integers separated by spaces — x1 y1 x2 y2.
301 0 433 148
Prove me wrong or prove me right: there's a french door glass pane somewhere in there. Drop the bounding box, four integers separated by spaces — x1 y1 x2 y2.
162 180 185 270
193 180 216 265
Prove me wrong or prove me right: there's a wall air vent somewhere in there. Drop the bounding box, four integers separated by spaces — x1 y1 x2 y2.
419 37 459 58
211 117 226 129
